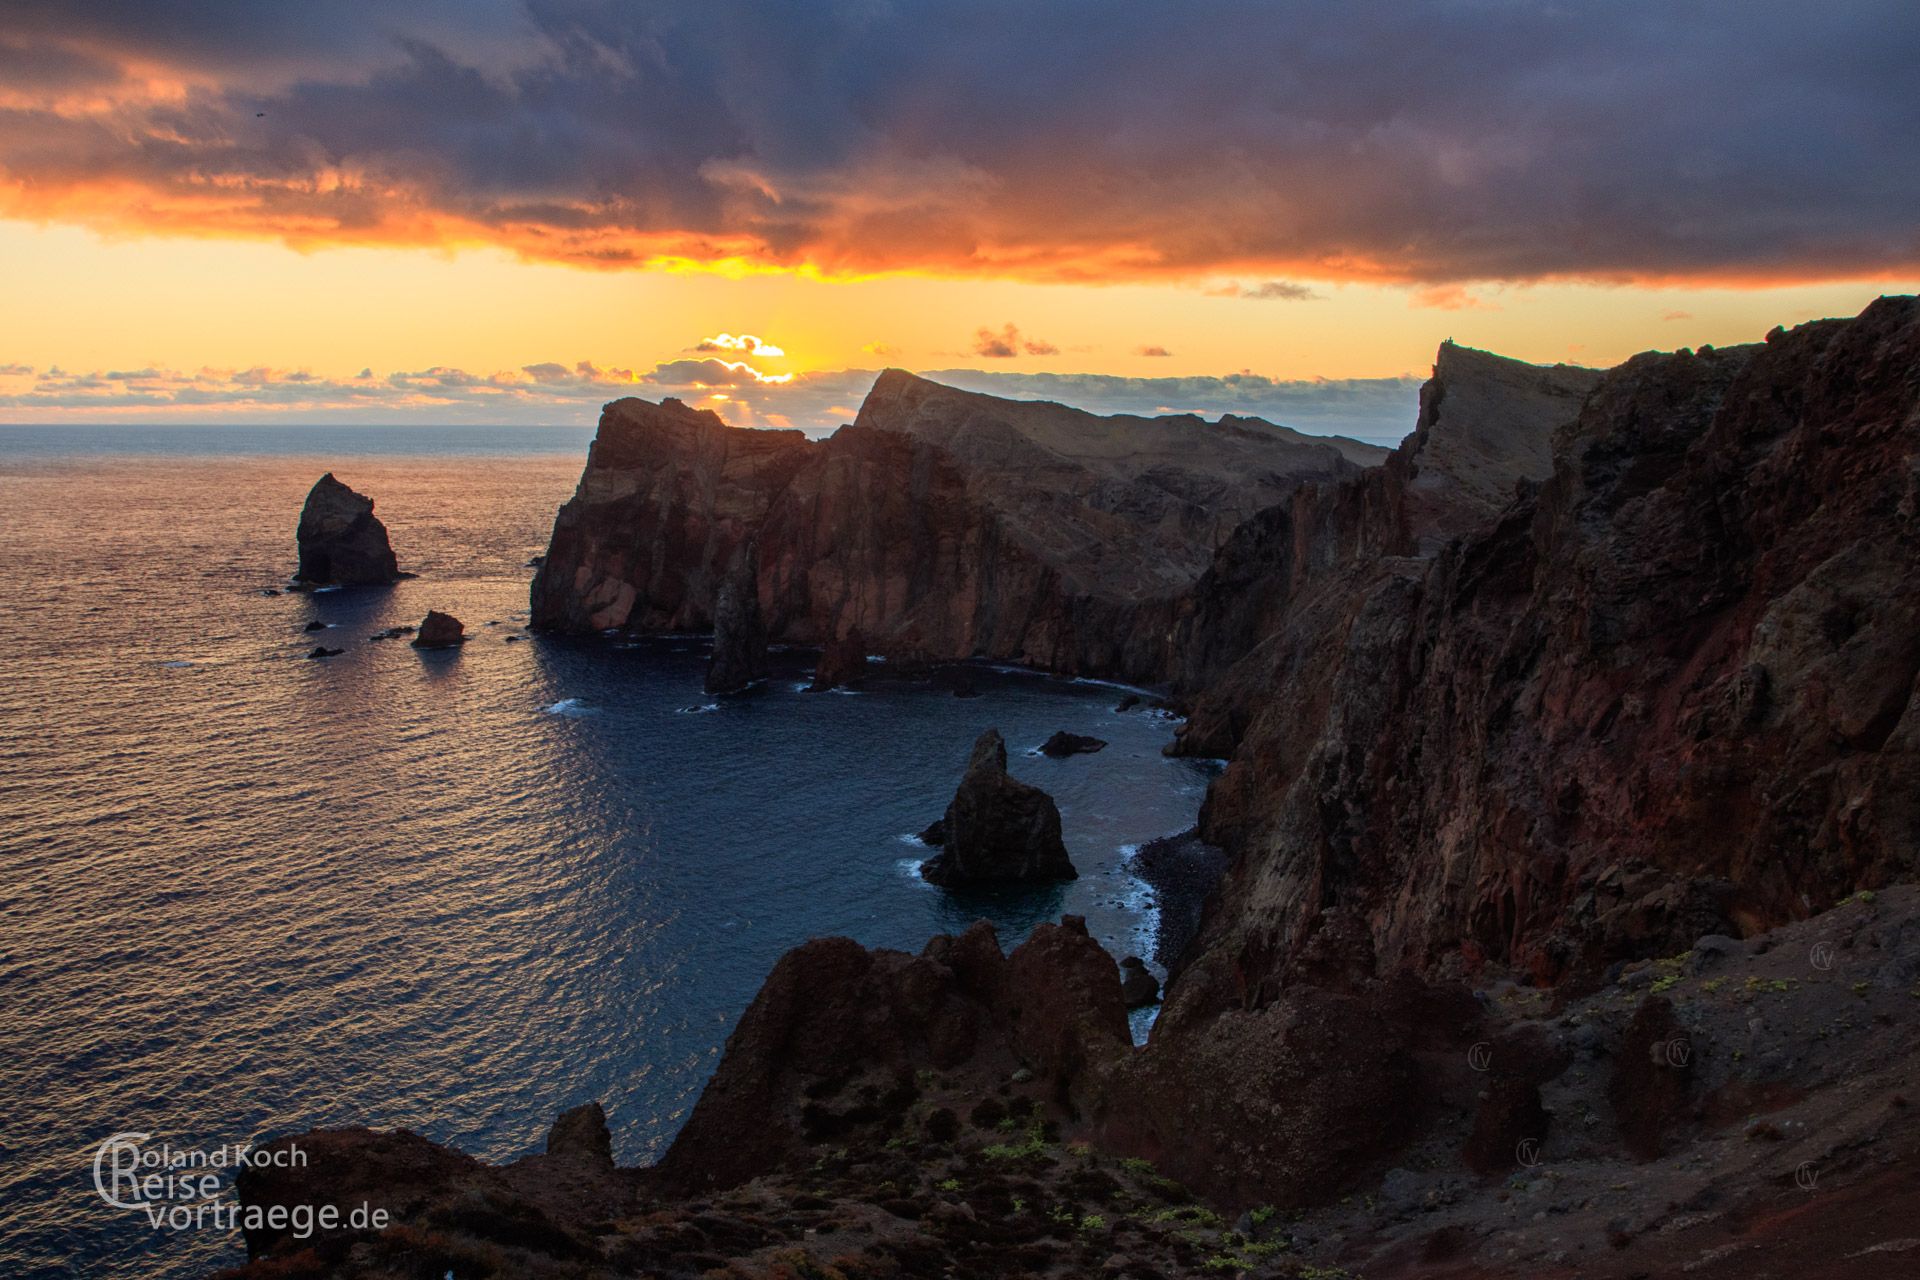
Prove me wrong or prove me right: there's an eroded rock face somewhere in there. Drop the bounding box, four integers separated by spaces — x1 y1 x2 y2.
808 628 867 691
1168 299 1920 1017
530 376 1381 680
296 473 401 586
704 541 768 693
658 916 1128 1193
919 730 1076 887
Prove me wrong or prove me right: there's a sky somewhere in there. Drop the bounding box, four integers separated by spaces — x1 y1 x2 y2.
2 1 1917 438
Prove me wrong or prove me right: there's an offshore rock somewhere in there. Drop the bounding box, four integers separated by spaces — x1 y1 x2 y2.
1118 956 1160 1007
704 541 769 694
410 611 465 649
919 730 1076 887
295 473 401 586
808 627 868 691
1039 730 1107 757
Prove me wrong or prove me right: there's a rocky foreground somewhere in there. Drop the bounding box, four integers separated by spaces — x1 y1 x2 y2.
227 299 1920 1276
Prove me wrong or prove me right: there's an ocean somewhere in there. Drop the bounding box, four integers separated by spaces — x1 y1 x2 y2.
0 425 1215 1278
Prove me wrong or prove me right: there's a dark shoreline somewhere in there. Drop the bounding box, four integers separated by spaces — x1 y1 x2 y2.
1132 827 1230 974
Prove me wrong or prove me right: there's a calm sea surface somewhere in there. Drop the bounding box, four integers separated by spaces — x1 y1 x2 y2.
0 424 1212 1278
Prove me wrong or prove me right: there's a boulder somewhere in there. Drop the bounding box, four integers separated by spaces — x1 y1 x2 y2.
544 1102 614 1169
705 542 769 694
1040 730 1108 757
306 646 344 659
1119 956 1160 1007
809 629 868 691
920 730 1077 887
410 611 465 649
295 472 400 585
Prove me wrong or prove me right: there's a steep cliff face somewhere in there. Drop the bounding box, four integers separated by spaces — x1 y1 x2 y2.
1170 299 1920 1014
1169 343 1601 715
530 373 1381 679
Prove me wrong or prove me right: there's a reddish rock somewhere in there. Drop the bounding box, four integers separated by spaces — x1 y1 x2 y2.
1088 985 1418 1211
410 610 464 649
704 541 768 693
809 628 868 691
295 473 401 586
658 917 1127 1194
529 377 1380 679
1167 300 1920 1016
1462 1026 1570 1174
1610 995 1695 1160
919 730 1076 887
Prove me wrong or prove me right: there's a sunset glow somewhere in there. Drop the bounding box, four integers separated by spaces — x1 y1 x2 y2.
3 3 1918 432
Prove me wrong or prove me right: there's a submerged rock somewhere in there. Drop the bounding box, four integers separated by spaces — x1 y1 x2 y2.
920 729 1076 887
410 611 465 649
295 472 401 586
809 628 867 691
306 645 344 659
1040 730 1108 757
705 542 769 694
302 620 328 632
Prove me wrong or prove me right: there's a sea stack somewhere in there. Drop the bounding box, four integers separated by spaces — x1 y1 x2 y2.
809 629 868 691
920 729 1076 887
410 611 465 649
295 473 401 586
705 542 769 694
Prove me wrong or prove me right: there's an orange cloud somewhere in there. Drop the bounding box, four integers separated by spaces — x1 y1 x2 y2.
1 6 1918 290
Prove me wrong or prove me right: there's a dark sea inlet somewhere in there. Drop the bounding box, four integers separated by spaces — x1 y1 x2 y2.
0 425 1214 1278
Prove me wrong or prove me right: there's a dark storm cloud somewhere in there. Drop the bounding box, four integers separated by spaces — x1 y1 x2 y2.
2 1 1917 283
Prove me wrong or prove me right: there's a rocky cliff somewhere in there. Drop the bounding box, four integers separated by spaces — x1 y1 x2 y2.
227 300 1920 1279
1172 298 1920 1020
530 372 1380 680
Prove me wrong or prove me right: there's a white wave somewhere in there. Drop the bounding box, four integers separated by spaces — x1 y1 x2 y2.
896 832 930 848
543 697 594 716
676 702 721 715
896 856 937 887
